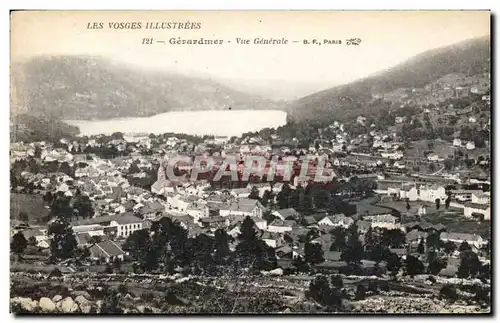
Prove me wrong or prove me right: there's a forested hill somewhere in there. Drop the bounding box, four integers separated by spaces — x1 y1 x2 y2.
287 36 490 124
11 56 286 120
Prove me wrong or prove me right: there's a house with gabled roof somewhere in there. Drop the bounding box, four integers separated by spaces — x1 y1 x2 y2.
89 240 126 263
318 214 353 228
267 218 293 233
440 232 485 249
272 208 300 220
219 199 265 219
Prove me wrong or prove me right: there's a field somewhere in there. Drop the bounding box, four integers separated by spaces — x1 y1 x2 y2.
10 193 50 225
377 199 491 238
404 139 489 160
377 200 461 216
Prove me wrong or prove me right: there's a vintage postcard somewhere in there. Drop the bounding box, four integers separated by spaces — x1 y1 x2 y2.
9 10 491 314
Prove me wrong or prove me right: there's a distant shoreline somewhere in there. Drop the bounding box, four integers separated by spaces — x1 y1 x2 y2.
64 109 288 137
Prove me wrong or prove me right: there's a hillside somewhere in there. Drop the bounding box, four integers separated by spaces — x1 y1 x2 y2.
10 113 80 143
287 36 490 123
10 56 285 120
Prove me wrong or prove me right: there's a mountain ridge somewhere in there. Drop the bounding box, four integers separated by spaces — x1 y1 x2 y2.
11 55 286 121
287 35 490 123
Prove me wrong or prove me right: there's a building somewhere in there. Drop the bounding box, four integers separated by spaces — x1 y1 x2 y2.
418 185 447 203
371 214 398 230
466 141 476 150
418 205 427 216
318 214 354 228
471 192 490 205
440 232 485 249
451 190 482 202
199 216 229 230
267 219 293 233
219 200 265 218
89 240 126 263
464 202 491 220
272 208 301 220
109 213 144 238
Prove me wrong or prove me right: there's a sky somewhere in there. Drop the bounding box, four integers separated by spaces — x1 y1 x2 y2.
11 11 490 97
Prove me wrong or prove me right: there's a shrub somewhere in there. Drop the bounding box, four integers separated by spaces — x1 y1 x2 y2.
439 284 458 302
49 268 62 278
330 275 344 289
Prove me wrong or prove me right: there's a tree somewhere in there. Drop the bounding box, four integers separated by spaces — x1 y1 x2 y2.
330 275 344 289
329 227 347 251
248 186 260 200
417 239 425 254
405 255 425 276
101 291 124 314
47 217 78 260
440 284 458 303
236 217 276 270
276 183 291 209
308 275 343 310
386 252 401 277
435 198 441 210
123 229 158 271
59 162 73 176
445 195 451 209
261 190 272 207
213 228 230 264
406 200 411 212
355 284 367 300
18 212 29 223
341 225 363 265
381 229 406 248
11 232 28 259
457 250 481 278
72 195 94 219
443 241 457 255
89 235 102 245
428 256 447 275
128 162 141 175
304 242 324 265
458 241 471 252
426 232 443 250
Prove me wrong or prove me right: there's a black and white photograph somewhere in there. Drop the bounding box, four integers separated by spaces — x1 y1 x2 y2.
9 10 492 314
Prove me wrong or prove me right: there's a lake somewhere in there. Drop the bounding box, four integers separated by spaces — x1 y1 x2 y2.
64 110 288 137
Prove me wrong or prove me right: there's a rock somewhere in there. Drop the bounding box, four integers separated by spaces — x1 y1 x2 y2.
52 295 63 303
39 297 56 313
79 302 92 314
269 268 284 276
61 297 79 313
95 300 103 313
72 291 91 299
11 297 38 312
75 295 92 313
74 295 87 305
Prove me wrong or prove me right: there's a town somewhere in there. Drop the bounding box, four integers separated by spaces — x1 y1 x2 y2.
9 71 491 314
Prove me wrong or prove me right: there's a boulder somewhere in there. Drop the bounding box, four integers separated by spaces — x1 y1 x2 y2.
72 291 92 299
95 300 103 313
11 297 38 312
61 297 79 313
52 295 63 303
79 302 92 314
269 268 284 276
75 295 92 313
39 297 56 313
